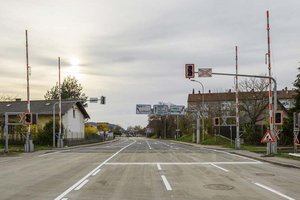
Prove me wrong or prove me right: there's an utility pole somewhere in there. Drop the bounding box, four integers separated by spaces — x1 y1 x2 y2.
57 57 63 148
25 30 34 152
235 46 240 149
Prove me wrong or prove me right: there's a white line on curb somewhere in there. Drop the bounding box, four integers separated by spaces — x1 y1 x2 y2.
161 175 172 191
254 182 295 200
54 140 136 200
157 163 162 170
210 163 229 172
74 179 89 191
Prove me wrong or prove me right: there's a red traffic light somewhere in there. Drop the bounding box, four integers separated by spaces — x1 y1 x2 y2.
185 64 195 78
213 117 220 126
24 112 32 125
274 111 283 125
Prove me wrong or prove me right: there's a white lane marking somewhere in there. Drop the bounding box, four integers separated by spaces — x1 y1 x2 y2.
210 149 260 163
145 140 152 150
54 140 136 200
105 161 261 165
210 163 229 172
38 151 60 157
92 169 101 176
161 175 172 191
157 163 162 170
254 182 295 200
61 198 68 200
74 179 89 191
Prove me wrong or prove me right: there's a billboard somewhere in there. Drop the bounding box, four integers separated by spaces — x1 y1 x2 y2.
136 104 152 114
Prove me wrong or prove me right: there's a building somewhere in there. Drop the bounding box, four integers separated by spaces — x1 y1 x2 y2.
188 89 296 126
0 100 90 140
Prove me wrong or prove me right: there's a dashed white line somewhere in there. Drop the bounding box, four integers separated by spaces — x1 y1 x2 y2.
92 169 101 176
74 179 89 191
145 140 152 150
254 182 295 200
161 175 172 191
157 163 162 170
209 163 229 172
61 198 68 200
54 140 136 200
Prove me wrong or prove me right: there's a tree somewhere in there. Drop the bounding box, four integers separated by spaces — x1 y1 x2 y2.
293 67 300 111
44 76 88 104
239 78 269 143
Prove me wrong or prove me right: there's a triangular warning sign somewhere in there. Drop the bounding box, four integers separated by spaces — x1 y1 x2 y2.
261 130 275 143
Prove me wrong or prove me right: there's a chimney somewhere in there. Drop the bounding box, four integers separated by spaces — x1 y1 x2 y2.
192 89 195 94
209 90 211 93
198 90 200 94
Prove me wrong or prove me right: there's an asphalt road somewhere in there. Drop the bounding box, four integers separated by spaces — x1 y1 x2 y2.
0 137 299 200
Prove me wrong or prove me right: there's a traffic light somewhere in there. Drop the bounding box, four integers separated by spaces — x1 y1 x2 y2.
185 64 195 78
213 117 220 126
100 96 106 104
274 111 283 125
24 112 32 125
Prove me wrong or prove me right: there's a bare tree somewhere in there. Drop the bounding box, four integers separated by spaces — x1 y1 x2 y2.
239 78 269 133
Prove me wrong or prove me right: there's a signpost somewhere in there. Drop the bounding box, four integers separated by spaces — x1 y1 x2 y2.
153 105 169 116
261 130 275 143
198 68 212 77
170 105 185 115
136 104 152 114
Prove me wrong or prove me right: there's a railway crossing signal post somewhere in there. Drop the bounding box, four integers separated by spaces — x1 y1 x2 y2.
186 65 278 154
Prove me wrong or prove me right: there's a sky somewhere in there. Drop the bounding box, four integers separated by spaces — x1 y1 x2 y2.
0 0 299 129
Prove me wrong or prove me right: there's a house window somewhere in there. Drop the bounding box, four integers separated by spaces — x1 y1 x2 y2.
73 108 76 118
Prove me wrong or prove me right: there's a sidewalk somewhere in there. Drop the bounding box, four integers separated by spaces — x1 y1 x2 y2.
172 140 300 169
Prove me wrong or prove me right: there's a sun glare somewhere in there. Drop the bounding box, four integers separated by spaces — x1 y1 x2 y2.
66 57 81 79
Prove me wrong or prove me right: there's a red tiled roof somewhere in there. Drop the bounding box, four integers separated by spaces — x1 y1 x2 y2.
188 90 296 103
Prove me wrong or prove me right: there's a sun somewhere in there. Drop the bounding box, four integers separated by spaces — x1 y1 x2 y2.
67 57 81 78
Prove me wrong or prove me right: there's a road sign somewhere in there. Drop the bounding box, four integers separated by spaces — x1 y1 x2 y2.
153 105 169 116
198 68 212 77
170 105 185 115
136 104 152 114
89 97 98 103
261 130 275 143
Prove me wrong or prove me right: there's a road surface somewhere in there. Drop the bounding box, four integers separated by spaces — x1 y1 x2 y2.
0 137 299 200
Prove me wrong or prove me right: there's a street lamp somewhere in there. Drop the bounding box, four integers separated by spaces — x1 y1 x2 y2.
191 79 205 144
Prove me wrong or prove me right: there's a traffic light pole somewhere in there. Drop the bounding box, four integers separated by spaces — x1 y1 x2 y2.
25 30 34 152
212 72 277 154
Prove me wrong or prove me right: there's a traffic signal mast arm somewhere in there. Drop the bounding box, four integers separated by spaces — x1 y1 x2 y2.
211 72 278 112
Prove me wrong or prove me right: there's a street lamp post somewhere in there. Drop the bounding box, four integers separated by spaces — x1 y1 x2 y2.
191 80 205 144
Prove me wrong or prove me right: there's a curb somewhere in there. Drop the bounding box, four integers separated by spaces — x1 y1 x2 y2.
231 151 300 169
59 138 120 150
